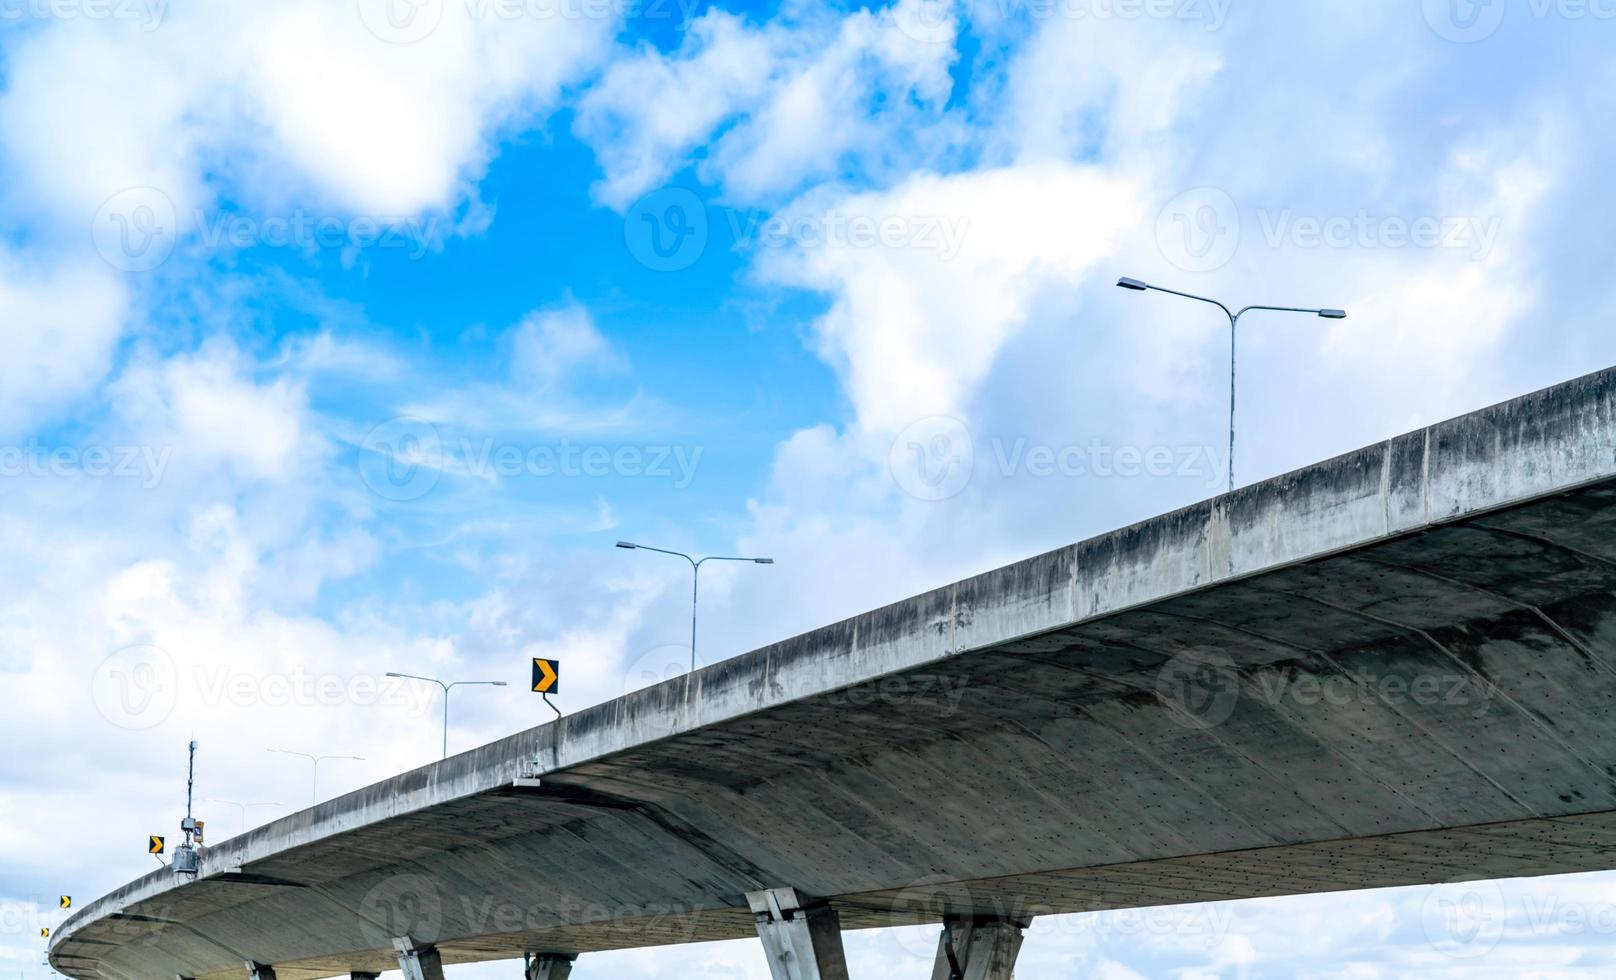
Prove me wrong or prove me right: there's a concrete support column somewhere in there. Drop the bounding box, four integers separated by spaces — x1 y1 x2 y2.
747 888 850 980
393 937 447 980
245 962 276 980
930 919 1026 980
525 953 576 980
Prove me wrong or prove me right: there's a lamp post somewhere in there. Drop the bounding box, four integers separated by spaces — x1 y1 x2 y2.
265 750 364 807
202 799 282 839
385 673 507 759
616 542 774 672
1116 277 1345 492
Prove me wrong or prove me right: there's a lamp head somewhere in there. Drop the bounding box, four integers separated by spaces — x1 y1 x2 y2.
1318 309 1347 319
754 558 775 564
615 541 637 549
1116 277 1149 291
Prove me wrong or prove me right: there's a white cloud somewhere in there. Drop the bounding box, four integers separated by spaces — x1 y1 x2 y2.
0 249 128 436
112 340 315 481
0 0 618 229
576 10 780 209
577 0 959 209
760 163 1142 434
510 301 624 390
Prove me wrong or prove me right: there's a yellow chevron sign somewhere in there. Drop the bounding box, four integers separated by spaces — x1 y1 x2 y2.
60 895 71 909
531 658 559 694
149 835 165 854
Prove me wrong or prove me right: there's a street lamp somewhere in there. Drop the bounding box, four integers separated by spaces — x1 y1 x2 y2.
385 672 507 759
265 749 365 807
616 542 774 672
203 798 282 839
1116 277 1345 492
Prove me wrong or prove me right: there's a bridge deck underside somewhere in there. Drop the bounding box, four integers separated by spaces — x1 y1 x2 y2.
59 482 1616 980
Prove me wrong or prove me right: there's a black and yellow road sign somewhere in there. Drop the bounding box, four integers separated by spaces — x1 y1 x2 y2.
149 835 165 854
60 895 71 909
531 658 559 694
41 928 50 939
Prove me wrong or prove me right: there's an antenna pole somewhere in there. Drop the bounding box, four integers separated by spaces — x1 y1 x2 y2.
184 740 197 845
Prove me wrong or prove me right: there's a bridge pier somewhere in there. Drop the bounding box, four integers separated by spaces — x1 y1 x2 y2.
525 953 576 980
748 888 851 980
393 937 446 980
245 963 276 980
930 918 1026 980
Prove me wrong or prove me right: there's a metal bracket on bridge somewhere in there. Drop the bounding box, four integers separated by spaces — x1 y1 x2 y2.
524 952 577 980
930 918 1027 980
244 962 277 980
747 888 851 980
392 937 447 980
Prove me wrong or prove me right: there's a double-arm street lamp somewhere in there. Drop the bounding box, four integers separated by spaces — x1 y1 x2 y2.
1116 277 1346 492
385 672 507 759
265 749 365 807
616 542 774 673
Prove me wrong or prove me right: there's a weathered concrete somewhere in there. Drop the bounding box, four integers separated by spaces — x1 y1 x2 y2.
930 920 1023 980
522 955 573 980
48 366 1616 980
392 940 443 980
750 889 850 980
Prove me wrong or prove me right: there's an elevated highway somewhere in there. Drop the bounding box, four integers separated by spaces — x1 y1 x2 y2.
51 366 1616 980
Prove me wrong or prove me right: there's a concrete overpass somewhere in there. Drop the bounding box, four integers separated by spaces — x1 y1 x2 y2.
51 365 1616 980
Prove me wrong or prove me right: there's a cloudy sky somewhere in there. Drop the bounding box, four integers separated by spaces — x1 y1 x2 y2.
5 0 1616 976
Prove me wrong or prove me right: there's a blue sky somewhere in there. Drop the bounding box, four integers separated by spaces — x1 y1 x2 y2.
7 0 1616 977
